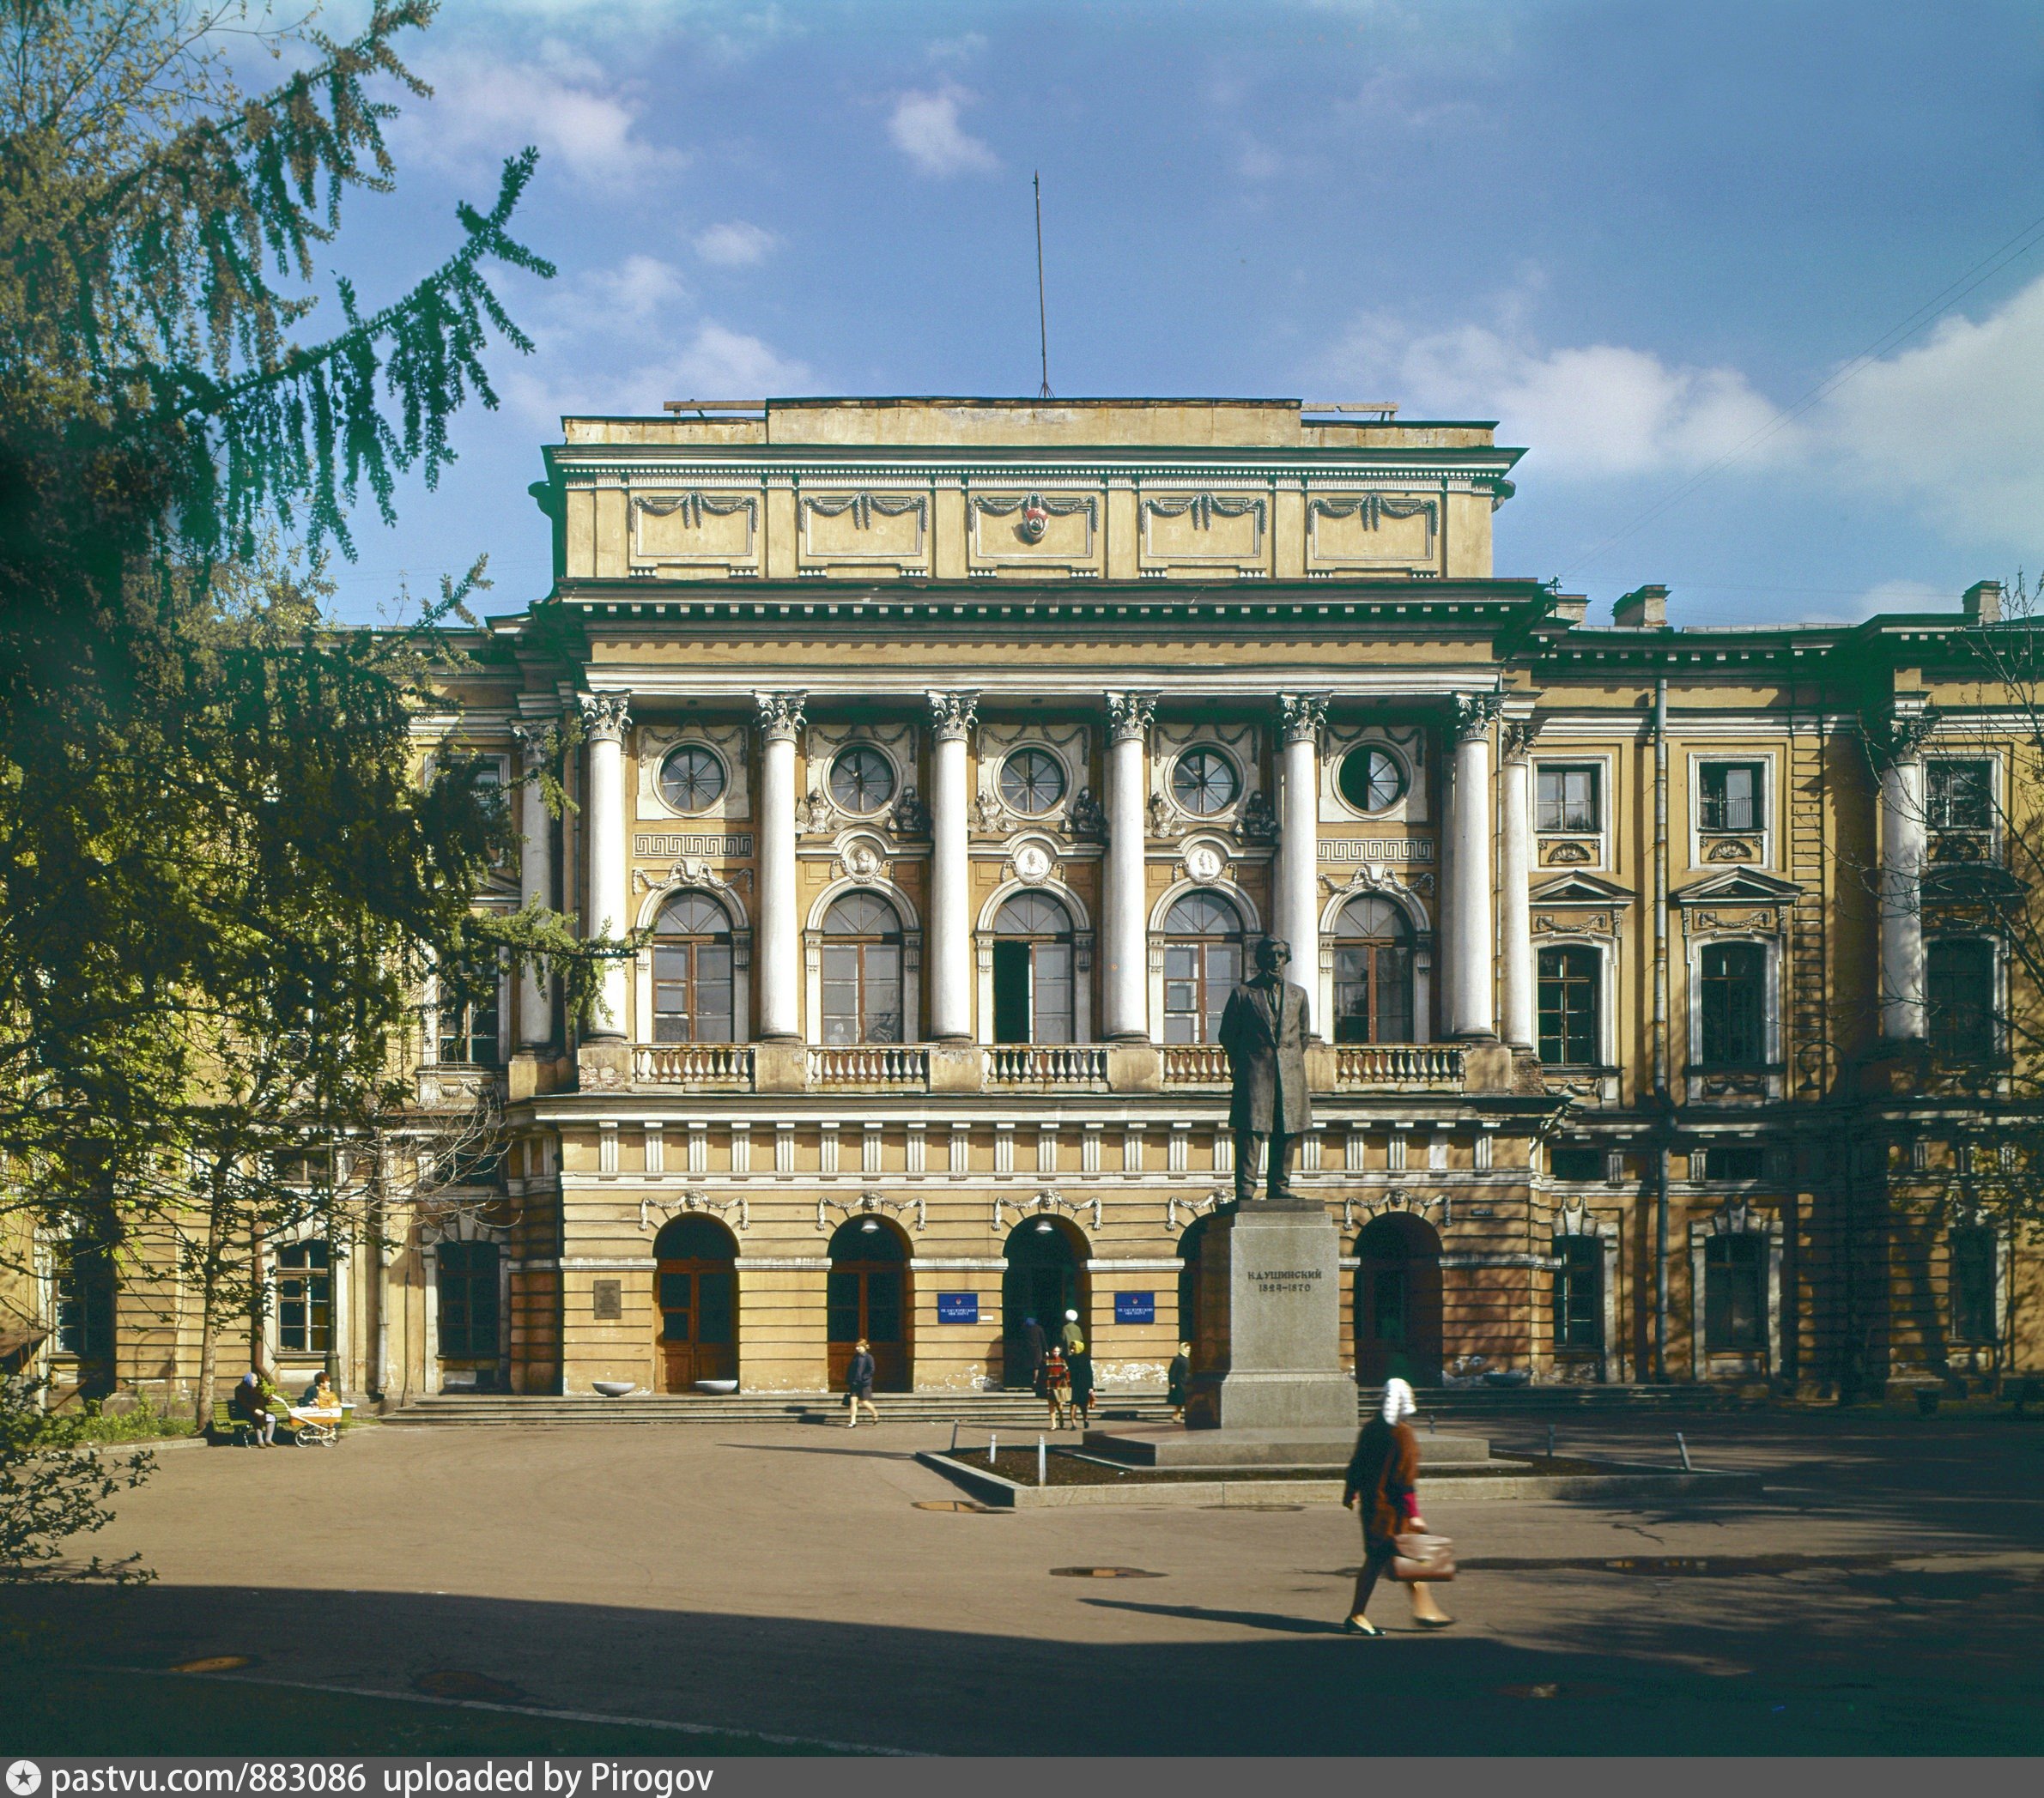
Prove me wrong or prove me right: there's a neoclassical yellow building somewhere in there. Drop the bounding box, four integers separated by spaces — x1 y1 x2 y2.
27 397 2041 1408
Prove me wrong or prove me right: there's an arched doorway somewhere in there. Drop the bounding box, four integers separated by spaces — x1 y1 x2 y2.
1001 1217 1087 1388
1176 1214 1214 1359
653 1215 737 1392
827 1217 912 1391
1352 1212 1444 1386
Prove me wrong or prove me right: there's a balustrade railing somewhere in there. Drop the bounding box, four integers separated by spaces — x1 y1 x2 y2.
807 1045 929 1087
633 1044 755 1086
1162 1044 1230 1084
986 1045 1110 1087
1334 1044 1464 1087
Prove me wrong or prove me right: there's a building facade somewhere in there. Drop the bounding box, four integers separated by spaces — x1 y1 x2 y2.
27 397 2042 1408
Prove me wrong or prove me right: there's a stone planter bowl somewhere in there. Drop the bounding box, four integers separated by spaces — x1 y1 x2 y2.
694 1379 739 1395
591 1380 636 1398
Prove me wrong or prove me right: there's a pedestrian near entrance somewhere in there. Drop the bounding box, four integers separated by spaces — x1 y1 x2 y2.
845 1339 879 1428
1060 1308 1083 1353
1067 1339 1095 1429
1043 1346 1072 1429
1167 1342 1191 1422
1342 1377 1453 1635
1020 1315 1049 1395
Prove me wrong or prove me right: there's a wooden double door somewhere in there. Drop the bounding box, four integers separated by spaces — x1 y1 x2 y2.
658 1258 737 1391
827 1260 911 1391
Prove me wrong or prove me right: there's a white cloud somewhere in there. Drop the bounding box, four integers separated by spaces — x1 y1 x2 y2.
1323 268 2044 554
1822 275 2044 547
575 253 692 324
654 322 811 397
694 221 780 267
1325 312 1785 479
400 45 685 186
887 83 999 178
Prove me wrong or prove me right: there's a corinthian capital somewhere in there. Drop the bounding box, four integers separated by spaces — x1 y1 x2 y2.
579 693 631 743
1105 690 1158 743
926 690 980 742
1450 692 1504 743
1278 692 1331 745
754 690 808 743
1867 705 1937 770
513 719 554 770
1501 715 1544 763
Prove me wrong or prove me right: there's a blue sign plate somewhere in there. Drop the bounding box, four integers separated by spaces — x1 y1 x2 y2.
936 1292 979 1324
1114 1291 1156 1324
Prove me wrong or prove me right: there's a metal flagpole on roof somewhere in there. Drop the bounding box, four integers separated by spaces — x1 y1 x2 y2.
1034 172 1052 400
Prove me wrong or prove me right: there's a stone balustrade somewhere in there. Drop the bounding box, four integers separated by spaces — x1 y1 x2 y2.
1161 1044 1231 1086
1332 1044 1465 1089
807 1045 930 1087
985 1045 1110 1088
632 1044 755 1087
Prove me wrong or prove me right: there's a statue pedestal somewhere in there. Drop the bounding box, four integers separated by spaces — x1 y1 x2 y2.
1186 1198 1355 1432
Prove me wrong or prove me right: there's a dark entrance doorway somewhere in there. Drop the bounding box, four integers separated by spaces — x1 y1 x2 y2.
827 1217 912 1391
1352 1212 1444 1385
1176 1214 1213 1358
653 1215 737 1392
1001 1218 1087 1388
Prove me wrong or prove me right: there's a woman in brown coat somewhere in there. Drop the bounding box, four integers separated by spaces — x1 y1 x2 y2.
1342 1377 1453 1635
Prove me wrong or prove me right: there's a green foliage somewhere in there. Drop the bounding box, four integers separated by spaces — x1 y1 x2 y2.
68 1395 194 1442
0 3 628 1376
0 1376 154 1582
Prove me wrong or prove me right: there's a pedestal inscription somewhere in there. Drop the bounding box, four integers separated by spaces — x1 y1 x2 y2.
1186 1199 1356 1432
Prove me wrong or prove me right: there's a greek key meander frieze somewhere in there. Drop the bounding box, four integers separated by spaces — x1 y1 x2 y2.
634 834 754 858
1319 838 1434 863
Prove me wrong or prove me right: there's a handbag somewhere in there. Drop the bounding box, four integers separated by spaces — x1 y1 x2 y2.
1390 1532 1458 1583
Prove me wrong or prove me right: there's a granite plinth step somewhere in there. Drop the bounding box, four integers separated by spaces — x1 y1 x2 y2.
1082 1423 1493 1470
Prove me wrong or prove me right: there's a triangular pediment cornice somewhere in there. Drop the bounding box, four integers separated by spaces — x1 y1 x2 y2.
1669 869 1804 906
1529 873 1635 907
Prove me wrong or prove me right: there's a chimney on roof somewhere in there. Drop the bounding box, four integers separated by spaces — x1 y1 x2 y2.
1962 580 2003 625
1613 584 1669 629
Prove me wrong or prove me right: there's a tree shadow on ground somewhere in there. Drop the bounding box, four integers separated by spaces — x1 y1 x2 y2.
5 1570 2038 1757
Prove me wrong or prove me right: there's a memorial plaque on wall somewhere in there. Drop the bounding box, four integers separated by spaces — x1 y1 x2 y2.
1114 1292 1156 1324
937 1292 980 1324
592 1279 622 1321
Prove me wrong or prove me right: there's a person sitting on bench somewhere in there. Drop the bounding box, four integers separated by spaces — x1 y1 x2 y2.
230 1371 277 1447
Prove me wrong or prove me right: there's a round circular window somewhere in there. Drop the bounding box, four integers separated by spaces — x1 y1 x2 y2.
658 743 726 813
1337 745 1407 814
829 744 896 814
1172 747 1240 816
1000 747 1066 815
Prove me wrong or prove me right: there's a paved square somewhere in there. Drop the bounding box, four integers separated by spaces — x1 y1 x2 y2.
15 1409 2041 1754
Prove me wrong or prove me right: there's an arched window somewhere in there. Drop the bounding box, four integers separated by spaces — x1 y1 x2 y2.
1162 892 1243 1044
992 892 1076 1044
1332 896 1415 1044
652 892 735 1043
822 893 904 1044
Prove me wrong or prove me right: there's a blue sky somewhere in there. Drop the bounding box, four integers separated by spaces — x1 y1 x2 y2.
280 1 2044 627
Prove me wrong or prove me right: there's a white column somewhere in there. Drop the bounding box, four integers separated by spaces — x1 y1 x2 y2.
926 690 977 1041
513 722 555 1047
1101 691 1156 1041
1879 738 1928 1040
1445 694 1500 1038
755 691 806 1041
1276 693 1327 1037
579 693 630 1039
1498 718 1537 1049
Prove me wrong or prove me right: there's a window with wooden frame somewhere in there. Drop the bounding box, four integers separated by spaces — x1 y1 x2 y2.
1698 762 1765 834
1698 942 1768 1067
992 891 1076 1044
1703 1234 1764 1351
1537 946 1599 1067
652 892 736 1043
1331 896 1414 1044
821 892 904 1044
1162 891 1244 1044
437 1242 500 1359
276 1240 331 1355
1535 765 1601 834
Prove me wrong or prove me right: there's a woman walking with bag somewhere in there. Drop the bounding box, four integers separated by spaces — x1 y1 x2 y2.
1341 1377 1453 1635
844 1339 879 1428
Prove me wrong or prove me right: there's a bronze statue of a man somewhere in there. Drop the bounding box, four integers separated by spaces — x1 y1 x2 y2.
1219 936 1314 1204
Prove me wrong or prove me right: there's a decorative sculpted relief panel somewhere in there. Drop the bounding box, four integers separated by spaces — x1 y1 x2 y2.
1306 492 1440 573
967 490 1101 572
629 490 761 573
